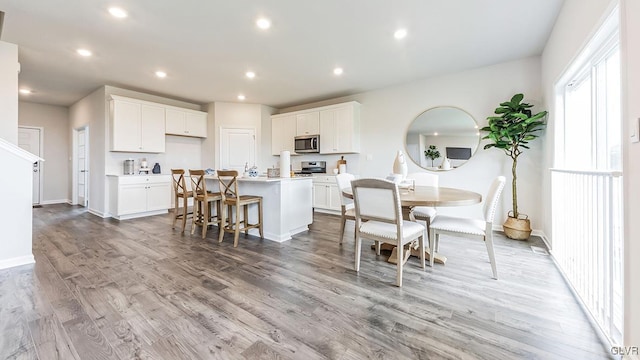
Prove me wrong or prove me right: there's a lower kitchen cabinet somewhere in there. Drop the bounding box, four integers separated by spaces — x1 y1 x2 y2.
312 175 341 213
107 175 171 220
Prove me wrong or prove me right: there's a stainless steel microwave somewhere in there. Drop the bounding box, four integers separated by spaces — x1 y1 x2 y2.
294 135 320 153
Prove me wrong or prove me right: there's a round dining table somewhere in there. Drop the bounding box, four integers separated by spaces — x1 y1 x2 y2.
342 185 482 265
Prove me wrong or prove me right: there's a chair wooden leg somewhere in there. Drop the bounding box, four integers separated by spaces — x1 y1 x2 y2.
218 204 226 243
485 233 498 279
233 205 241 247
396 243 403 287
375 241 381 256
243 205 249 235
419 235 426 270
429 228 436 267
172 194 179 229
257 200 264 239
191 200 199 235
339 214 346 244
181 196 188 233
354 234 361 272
202 200 209 239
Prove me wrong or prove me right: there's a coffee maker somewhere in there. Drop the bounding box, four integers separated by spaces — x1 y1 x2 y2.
123 159 135 175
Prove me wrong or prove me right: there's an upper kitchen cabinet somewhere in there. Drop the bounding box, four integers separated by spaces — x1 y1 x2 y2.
110 95 165 153
319 102 361 154
296 112 320 136
165 108 208 138
271 114 297 155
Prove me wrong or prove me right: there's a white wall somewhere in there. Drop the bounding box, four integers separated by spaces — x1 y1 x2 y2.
279 57 543 225
19 101 70 203
0 42 18 144
621 0 640 350
542 0 640 348
69 87 107 216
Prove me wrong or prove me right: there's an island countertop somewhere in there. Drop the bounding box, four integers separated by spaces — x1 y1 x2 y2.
204 175 312 182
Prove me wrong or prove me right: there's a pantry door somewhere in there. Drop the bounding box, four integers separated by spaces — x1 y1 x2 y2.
219 127 256 173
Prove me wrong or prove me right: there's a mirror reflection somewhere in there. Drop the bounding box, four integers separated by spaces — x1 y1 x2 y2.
405 107 480 171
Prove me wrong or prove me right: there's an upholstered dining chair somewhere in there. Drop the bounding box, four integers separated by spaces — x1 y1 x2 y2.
352 178 426 287
217 170 264 247
335 173 356 244
407 172 439 246
189 169 223 239
171 169 193 233
428 176 506 279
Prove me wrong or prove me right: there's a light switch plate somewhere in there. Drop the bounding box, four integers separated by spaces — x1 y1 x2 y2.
632 118 640 143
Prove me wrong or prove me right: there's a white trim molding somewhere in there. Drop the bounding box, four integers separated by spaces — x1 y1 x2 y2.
41 199 71 205
0 255 35 270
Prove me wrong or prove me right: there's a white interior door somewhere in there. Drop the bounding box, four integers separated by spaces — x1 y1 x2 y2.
18 127 41 205
77 128 89 207
220 128 256 172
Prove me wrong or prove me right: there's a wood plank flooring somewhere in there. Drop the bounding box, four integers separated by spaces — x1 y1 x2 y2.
0 204 612 359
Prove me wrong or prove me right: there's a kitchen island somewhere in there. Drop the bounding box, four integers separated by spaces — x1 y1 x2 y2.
205 176 313 242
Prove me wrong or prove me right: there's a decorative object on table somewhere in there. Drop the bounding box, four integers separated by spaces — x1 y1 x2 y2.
440 157 451 170
424 145 441 167
267 166 280 178
205 168 215 175
481 93 547 240
279 150 291 178
152 162 161 174
337 156 347 173
248 165 259 177
392 150 408 180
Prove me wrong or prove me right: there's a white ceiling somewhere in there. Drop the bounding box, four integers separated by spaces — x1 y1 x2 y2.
1 0 564 108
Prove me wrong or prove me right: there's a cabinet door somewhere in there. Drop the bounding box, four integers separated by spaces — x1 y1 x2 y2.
296 112 320 136
335 106 358 153
140 104 166 153
118 184 147 215
271 115 297 155
328 184 342 211
319 109 338 154
165 108 186 136
146 182 171 211
185 112 207 137
312 183 330 209
111 100 142 152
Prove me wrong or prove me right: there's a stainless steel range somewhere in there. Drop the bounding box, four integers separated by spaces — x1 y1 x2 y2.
297 161 326 175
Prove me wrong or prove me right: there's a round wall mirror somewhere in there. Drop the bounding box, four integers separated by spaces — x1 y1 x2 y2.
405 107 480 171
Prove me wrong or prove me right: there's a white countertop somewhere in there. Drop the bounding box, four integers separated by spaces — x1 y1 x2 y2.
107 173 170 177
204 175 312 182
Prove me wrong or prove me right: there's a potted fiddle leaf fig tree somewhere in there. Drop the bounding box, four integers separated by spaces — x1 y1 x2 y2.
481 93 547 240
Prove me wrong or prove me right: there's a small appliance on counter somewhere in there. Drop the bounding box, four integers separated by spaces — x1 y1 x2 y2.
139 158 150 174
123 159 135 175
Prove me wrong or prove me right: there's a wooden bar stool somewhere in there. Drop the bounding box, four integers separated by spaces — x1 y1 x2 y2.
189 169 222 239
171 169 193 233
216 170 264 247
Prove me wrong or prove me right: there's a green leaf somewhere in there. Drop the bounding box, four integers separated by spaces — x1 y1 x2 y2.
511 93 524 104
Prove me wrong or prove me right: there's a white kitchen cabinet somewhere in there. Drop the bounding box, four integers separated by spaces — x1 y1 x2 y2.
108 175 171 220
271 114 298 155
312 175 341 213
296 112 320 136
320 102 361 154
110 96 166 153
165 108 208 138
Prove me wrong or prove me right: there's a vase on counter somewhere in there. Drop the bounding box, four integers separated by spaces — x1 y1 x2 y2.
392 150 408 180
152 163 161 174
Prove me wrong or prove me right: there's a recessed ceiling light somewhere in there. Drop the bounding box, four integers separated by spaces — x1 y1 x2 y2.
333 67 344 76
76 49 92 57
155 71 167 78
256 18 271 29
394 28 408 40
237 94 246 101
19 89 32 95
108 7 127 18
245 71 256 79
434 132 439 136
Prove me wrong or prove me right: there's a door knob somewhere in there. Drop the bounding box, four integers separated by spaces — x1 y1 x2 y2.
33 169 38 172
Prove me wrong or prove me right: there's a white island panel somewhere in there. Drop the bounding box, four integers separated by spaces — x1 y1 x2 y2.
205 176 313 242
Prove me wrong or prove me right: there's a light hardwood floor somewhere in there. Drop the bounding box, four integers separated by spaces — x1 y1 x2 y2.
1 204 612 359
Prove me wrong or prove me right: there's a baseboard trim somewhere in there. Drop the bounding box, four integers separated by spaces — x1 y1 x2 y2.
0 255 35 270
88 208 109 218
40 199 71 205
